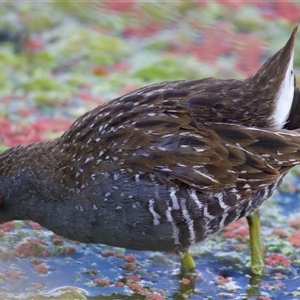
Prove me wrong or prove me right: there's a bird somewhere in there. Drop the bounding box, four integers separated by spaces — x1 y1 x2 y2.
0 26 298 275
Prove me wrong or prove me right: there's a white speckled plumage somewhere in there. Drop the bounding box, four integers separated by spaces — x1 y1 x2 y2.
0 27 298 256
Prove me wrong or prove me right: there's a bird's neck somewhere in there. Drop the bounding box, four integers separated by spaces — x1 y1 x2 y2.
0 140 89 240
0 140 69 211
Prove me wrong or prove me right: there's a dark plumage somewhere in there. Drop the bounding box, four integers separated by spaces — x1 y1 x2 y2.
0 26 298 273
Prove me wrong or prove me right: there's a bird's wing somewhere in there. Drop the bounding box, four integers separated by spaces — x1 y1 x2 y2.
112 115 300 193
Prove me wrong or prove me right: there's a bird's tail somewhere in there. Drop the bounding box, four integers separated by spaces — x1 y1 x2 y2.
285 87 300 130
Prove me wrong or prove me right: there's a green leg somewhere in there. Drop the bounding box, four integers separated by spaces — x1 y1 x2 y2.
180 252 196 274
246 210 264 275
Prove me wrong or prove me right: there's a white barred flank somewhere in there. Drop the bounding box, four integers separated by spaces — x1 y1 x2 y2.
180 198 196 245
148 199 161 225
165 206 180 245
188 188 203 210
214 192 230 211
169 187 180 210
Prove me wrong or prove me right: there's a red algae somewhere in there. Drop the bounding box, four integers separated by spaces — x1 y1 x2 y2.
15 239 48 257
124 274 141 282
272 228 288 237
7 270 21 279
126 282 146 294
52 237 65 244
115 254 126 259
222 227 249 240
30 257 42 265
92 278 111 287
214 275 230 285
0 222 14 232
115 281 124 287
122 262 137 271
123 22 162 38
93 66 109 76
262 283 282 290
31 282 44 289
221 219 249 239
265 253 291 267
125 281 163 299
124 253 136 262
34 263 50 274
27 221 43 230
148 294 165 300
0 118 73 147
289 219 300 229
103 0 135 13
181 278 190 285
258 296 272 300
27 238 48 246
55 246 76 255
100 250 116 257
273 272 284 279
288 230 300 246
